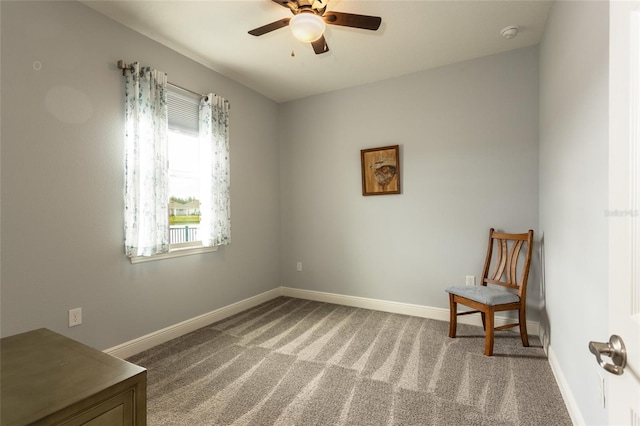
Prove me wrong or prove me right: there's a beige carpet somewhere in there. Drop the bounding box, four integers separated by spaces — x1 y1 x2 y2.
128 296 571 425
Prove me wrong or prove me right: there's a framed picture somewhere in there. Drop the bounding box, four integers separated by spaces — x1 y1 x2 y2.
360 145 401 196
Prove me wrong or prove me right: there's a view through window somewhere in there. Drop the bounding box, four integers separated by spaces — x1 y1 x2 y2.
168 129 201 247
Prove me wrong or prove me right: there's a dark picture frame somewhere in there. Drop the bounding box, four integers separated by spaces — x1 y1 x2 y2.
360 145 401 196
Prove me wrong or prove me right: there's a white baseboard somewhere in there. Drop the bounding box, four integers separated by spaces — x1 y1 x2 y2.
281 287 540 337
105 286 540 359
548 345 584 425
103 288 282 359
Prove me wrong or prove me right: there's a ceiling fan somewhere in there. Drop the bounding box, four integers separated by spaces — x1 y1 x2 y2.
248 0 382 54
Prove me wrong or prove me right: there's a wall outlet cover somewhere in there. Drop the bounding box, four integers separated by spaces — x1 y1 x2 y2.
69 308 82 327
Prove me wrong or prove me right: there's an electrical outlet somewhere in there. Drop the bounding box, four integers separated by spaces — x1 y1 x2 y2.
69 308 82 327
296 262 303 272
466 275 476 286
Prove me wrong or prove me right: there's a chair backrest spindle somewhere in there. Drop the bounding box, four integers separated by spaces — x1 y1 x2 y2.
481 229 534 298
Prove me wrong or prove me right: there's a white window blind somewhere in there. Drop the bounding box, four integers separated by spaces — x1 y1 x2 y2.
167 88 200 135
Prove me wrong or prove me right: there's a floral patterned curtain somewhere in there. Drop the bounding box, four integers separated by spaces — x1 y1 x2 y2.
123 63 170 257
199 94 231 247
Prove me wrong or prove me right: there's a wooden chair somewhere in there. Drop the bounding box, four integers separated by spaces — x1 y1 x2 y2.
446 228 534 356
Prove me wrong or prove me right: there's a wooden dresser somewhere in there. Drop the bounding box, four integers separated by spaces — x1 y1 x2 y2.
1 328 146 425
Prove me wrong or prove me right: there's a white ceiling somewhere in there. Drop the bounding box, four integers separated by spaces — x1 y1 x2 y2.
81 0 553 103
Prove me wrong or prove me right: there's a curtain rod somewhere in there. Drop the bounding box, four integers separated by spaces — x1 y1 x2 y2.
117 60 207 100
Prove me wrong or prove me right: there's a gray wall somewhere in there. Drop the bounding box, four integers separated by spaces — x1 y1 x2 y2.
539 1 609 424
0 1 281 350
279 46 540 318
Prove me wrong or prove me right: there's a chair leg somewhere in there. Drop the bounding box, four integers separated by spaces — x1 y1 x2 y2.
448 294 457 338
484 308 495 356
480 312 486 331
519 305 529 347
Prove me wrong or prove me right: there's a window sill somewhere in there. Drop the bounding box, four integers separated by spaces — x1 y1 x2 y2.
129 245 218 264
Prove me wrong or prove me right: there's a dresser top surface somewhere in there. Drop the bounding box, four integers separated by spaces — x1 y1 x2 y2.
1 328 146 425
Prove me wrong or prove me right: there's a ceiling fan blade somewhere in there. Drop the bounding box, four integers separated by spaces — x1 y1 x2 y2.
323 11 381 31
248 18 291 36
271 0 294 9
311 35 329 54
271 0 299 13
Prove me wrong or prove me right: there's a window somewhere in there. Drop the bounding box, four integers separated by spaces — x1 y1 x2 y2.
168 89 202 250
123 63 230 263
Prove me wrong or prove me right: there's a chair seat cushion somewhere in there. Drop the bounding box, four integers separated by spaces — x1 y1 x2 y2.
445 285 520 306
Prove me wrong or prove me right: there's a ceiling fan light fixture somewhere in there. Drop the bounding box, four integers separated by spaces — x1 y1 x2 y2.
289 12 325 42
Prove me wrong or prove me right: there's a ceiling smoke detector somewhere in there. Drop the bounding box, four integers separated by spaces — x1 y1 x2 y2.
501 26 519 40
